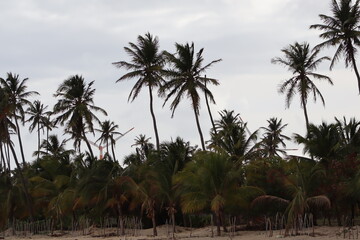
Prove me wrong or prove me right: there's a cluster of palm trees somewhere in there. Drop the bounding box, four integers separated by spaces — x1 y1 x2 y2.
1 0 360 237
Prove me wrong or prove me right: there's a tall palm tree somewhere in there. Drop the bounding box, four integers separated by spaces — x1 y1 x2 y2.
0 73 39 165
26 100 51 159
53 75 107 159
113 32 165 151
272 42 333 130
163 42 222 151
259 117 290 157
95 120 121 161
310 0 360 93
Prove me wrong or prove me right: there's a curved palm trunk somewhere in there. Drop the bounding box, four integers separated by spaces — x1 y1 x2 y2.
204 81 217 134
349 48 360 94
149 86 160 151
192 107 206 151
14 117 26 165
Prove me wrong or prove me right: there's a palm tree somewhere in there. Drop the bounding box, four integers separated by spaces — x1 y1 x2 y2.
95 120 121 161
0 86 34 222
0 73 39 165
252 157 330 235
259 117 290 157
53 75 107 159
33 135 74 159
26 100 51 160
174 151 259 236
157 137 195 236
272 42 332 130
113 32 165 151
310 0 360 93
163 42 222 150
209 110 258 163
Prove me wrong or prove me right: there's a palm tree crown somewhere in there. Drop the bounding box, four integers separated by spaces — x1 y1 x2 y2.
310 0 360 93
113 32 165 151
0 73 39 165
163 42 221 150
272 42 333 129
53 75 107 158
259 117 290 157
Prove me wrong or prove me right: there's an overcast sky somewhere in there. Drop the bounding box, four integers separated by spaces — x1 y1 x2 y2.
1 0 360 167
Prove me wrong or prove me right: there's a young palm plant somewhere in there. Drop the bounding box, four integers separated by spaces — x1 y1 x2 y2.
310 0 360 93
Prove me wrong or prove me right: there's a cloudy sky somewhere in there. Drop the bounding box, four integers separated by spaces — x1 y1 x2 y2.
1 0 360 166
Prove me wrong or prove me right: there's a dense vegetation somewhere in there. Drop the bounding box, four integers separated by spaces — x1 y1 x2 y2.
1 0 360 237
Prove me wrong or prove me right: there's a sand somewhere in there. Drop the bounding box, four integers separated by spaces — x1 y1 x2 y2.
2 225 356 240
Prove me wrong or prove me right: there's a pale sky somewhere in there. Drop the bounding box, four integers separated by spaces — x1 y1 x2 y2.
1 0 360 166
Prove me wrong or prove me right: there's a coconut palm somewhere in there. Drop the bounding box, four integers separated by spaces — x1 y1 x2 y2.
53 75 107 159
310 0 360 93
272 42 332 130
0 73 39 165
209 110 258 163
163 42 222 150
252 158 330 235
294 122 342 163
26 100 51 159
113 32 165 151
335 117 360 155
33 135 74 159
174 151 257 236
157 137 195 236
0 86 34 222
95 120 121 161
258 117 290 157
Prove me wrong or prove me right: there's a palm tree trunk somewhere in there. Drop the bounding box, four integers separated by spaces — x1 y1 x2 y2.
149 85 160 151
111 142 116 162
204 80 217 134
301 95 310 131
350 49 360 94
151 206 157 236
14 117 26 165
215 212 221 236
117 203 125 235
82 130 95 159
171 210 176 239
193 107 206 151
37 122 40 160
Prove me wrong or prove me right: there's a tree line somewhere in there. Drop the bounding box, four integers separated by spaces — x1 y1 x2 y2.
1 0 360 237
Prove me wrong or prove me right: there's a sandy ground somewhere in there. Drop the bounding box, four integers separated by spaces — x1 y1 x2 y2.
2 225 357 240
